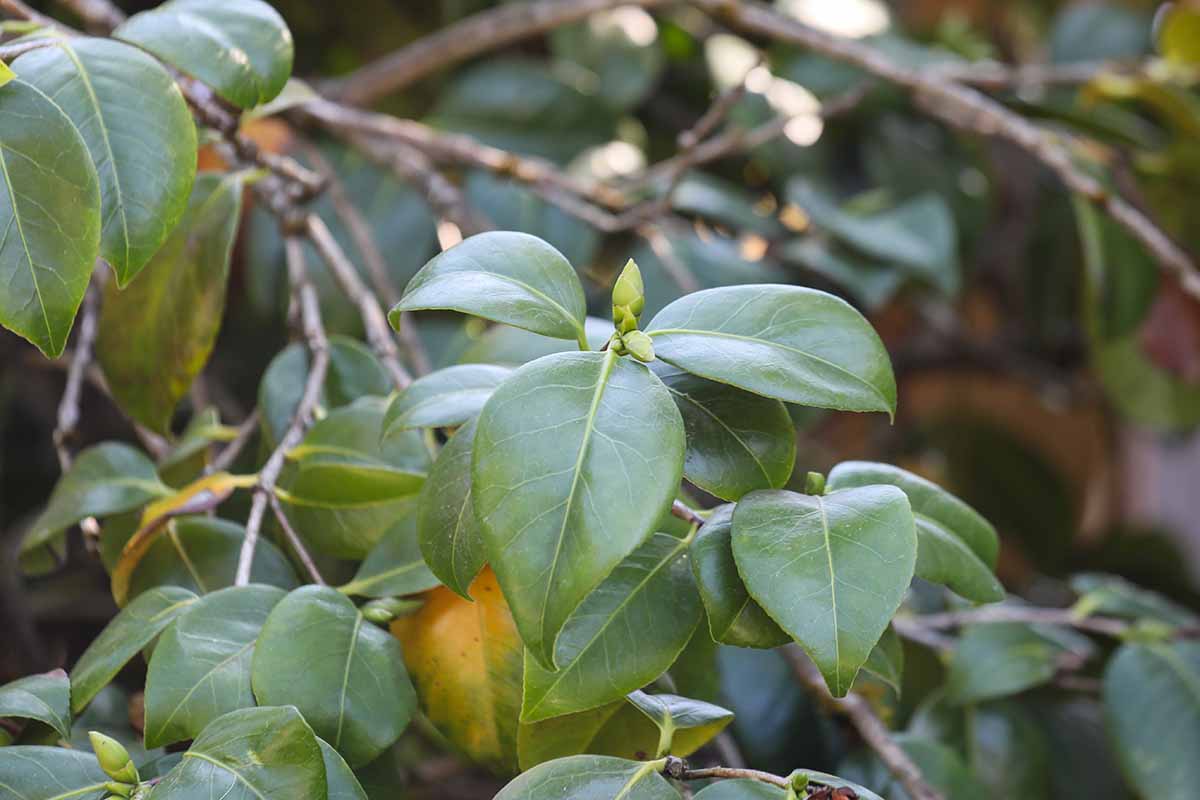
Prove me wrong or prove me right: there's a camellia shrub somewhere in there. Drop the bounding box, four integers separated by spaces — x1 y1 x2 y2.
1 1 1199 800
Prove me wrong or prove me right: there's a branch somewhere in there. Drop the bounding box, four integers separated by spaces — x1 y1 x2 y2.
207 410 259 475
235 236 329 585
782 646 944 800
668 762 790 789
298 140 433 376
303 213 415 389
325 0 673 106
692 0 1200 301
269 492 325 586
53 266 104 472
670 500 705 527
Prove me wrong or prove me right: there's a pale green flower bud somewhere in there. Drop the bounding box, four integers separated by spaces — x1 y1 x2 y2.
612 259 645 333
622 330 655 363
90 732 139 784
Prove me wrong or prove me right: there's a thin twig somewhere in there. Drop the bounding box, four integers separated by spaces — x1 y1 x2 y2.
324 0 673 106
299 139 433 375
672 764 791 789
303 213 415 389
269 492 325 586
782 646 944 800
913 604 1200 639
235 237 329 585
53 266 104 472
670 500 705 527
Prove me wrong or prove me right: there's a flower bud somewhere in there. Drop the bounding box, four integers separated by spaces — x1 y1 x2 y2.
105 782 134 798
622 330 655 363
361 597 422 626
612 259 645 333
804 471 826 496
89 732 139 784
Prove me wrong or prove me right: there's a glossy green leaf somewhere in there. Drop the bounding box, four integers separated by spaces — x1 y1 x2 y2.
97 173 243 433
258 336 390 449
653 364 795 501
339 515 440 598
968 700 1053 800
0 670 70 738
495 755 677 800
827 460 1002 602
70 586 197 714
627 690 733 753
731 487 917 696
15 37 196 286
474 349 685 667
252 586 417 767
280 396 430 558
861 625 904 694
383 364 512 435
150 706 325 800
1071 572 1199 626
22 443 169 554
143 584 285 748
123 516 298 601
0 79 100 358
689 504 789 649
115 0 293 109
522 533 702 722
392 231 588 344
416 419 486 599
1104 641 1200 800
646 285 896 415
0 747 108 800
945 623 1069 704
319 738 367 800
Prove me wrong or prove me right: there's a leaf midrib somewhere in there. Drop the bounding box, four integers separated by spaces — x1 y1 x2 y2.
184 751 269 800
668 385 773 485
816 495 843 696
334 612 364 749
649 327 889 409
0 139 54 350
536 349 617 662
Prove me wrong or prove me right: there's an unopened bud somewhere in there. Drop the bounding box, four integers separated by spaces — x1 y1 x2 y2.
105 782 134 798
361 597 422 626
804 471 826 496
90 732 139 784
622 330 655 363
612 259 645 333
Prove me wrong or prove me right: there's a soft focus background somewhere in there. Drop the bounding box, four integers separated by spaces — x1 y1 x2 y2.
2 0 1199 792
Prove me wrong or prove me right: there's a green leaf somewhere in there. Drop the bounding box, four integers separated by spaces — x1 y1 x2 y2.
945 623 1069 704
1071 572 1199 626
0 747 108 800
550 8 664 112
646 286 896 416
97 173 243 433
252 586 417 767
495 755 677 800
22 443 170 555
692 780 785 799
841 735 984 800
339 515 440 598
319 738 367 800
689 504 790 649
416 419 486 599
1104 641 1200 800
122 516 298 601
827 460 1002 602
473 349 685 668
391 231 588 344
464 171 600 268
788 182 960 295
150 706 325 800
70 586 197 714
115 0 293 109
143 584 285 748
280 397 430 558
14 37 196 286
968 700 1054 800
258 336 390 450
731 487 917 696
383 364 512 435
0 79 100 357
458 317 616 367
861 625 904 695
627 690 733 754
0 669 70 738
653 364 795 501
521 533 702 722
